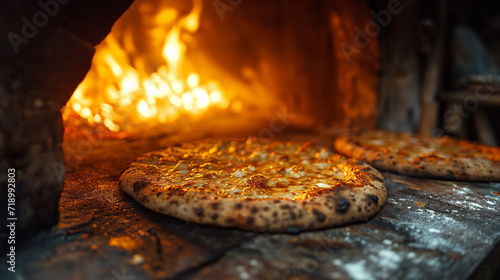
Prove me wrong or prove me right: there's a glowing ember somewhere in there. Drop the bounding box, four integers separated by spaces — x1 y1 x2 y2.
62 0 236 134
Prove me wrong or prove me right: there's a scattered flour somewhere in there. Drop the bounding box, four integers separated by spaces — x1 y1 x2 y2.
344 260 375 280
377 249 402 270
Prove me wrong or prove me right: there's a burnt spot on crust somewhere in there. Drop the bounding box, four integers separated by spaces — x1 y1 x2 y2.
357 168 371 173
336 198 350 213
371 175 384 183
156 191 163 197
193 207 204 217
235 203 242 209
133 181 148 193
211 213 218 220
225 218 235 224
290 212 297 220
165 186 186 196
313 209 326 222
272 211 278 217
251 207 259 213
211 202 220 210
246 175 268 187
246 217 254 225
368 195 379 205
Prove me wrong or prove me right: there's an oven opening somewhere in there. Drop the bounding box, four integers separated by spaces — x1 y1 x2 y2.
62 0 379 141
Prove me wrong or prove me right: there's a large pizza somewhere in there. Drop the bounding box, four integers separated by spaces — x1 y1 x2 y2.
334 130 500 181
120 138 386 232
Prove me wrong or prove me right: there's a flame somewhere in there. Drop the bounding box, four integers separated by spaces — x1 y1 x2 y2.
63 0 236 135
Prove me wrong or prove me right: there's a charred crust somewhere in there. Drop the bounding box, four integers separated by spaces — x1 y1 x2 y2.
193 207 204 217
336 198 350 213
133 181 148 193
272 211 278 217
251 207 259 213
313 209 326 222
211 213 218 220
368 195 379 205
156 191 163 197
225 218 235 224
246 217 254 225
372 175 384 183
290 212 297 220
235 203 242 209
211 202 220 210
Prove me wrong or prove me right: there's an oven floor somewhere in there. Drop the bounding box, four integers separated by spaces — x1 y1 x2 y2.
5 131 500 280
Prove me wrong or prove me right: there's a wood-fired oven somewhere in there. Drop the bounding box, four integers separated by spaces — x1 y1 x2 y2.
0 0 499 279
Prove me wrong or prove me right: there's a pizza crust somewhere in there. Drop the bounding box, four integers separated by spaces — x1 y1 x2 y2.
334 130 500 181
120 139 387 233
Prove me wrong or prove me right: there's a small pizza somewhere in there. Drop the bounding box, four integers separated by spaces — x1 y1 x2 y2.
120 138 386 233
334 130 500 181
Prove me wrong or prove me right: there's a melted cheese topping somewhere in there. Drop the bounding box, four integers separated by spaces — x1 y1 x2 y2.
135 138 373 200
351 131 500 162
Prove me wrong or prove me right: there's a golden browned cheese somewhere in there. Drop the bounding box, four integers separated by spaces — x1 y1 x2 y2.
350 131 500 162
133 138 374 200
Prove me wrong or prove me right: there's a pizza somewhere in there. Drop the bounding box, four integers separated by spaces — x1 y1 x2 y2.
119 138 386 233
334 130 500 181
